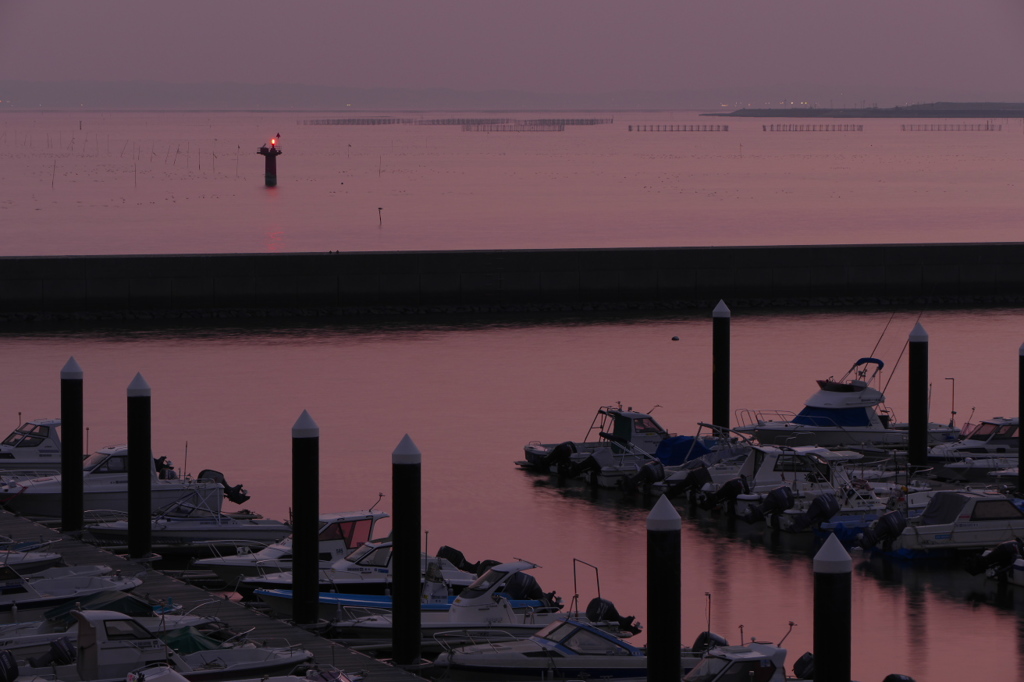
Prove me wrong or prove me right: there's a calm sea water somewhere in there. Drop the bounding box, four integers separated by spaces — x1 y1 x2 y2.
1 110 1023 255
2 112 1024 681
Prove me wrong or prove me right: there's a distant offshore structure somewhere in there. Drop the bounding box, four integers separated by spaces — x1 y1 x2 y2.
706 101 1024 118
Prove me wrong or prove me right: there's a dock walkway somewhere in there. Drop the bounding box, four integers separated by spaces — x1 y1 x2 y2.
0 510 425 682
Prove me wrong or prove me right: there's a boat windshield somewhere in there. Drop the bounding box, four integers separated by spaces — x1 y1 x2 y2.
318 517 376 550
82 452 127 473
965 421 1019 442
535 620 579 642
346 543 391 567
459 567 510 600
2 424 49 448
559 627 631 656
683 655 777 682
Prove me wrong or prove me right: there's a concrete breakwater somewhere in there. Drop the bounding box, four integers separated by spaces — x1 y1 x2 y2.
1 242 1023 322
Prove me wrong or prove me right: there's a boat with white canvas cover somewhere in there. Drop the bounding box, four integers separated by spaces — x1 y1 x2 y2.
0 445 249 520
858 489 1024 558
735 357 960 448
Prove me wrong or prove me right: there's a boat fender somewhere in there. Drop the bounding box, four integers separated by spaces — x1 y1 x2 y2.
792 651 814 679
857 509 907 550
0 650 17 682
789 492 841 532
586 597 641 635
665 465 712 499
691 631 727 652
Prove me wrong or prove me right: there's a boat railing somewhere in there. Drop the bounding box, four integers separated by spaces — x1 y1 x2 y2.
0 468 60 484
734 409 797 427
432 628 521 654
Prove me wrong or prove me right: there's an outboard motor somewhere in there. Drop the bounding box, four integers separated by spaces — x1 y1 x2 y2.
569 455 600 477
0 650 18 682
789 492 842 532
963 539 1022 577
197 469 251 504
857 509 907 550
535 441 577 472
435 545 501 576
503 571 561 608
697 475 749 511
742 485 795 524
792 652 814 679
586 597 641 636
620 460 665 496
691 630 728 652
664 465 713 499
27 636 75 668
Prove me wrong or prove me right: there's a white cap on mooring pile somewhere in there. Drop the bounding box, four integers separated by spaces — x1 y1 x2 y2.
910 321 928 343
647 494 681 531
61 356 83 380
393 433 422 464
713 300 731 318
127 372 151 397
813 532 852 574
292 409 319 438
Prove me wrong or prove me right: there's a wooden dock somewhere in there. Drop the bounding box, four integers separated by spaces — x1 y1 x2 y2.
0 510 426 682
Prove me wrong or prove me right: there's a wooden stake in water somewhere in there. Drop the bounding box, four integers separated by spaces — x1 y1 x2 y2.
51 160 56 189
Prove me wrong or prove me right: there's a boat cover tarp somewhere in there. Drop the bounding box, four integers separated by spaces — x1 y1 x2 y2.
655 436 712 466
793 406 872 428
44 591 157 625
918 492 969 526
158 626 224 653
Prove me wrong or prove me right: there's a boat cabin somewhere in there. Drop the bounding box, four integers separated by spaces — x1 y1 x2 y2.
739 445 861 487
0 418 62 461
958 417 1019 452
532 618 644 657
74 610 173 681
916 491 1024 527
682 643 787 682
591 406 670 453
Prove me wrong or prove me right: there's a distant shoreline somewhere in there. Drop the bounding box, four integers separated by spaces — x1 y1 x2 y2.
706 102 1024 118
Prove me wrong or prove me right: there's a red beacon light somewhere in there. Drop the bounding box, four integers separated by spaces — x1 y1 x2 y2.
270 138 277 147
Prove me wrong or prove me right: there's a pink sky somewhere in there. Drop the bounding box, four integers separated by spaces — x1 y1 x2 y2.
2 0 1023 105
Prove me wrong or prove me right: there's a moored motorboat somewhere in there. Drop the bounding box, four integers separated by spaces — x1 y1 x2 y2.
518 404 672 474
0 565 144 625
238 540 479 601
735 357 960 448
326 559 640 650
83 493 291 556
858 489 1024 558
927 416 1019 482
192 509 388 587
4 609 313 682
0 446 249 520
127 662 362 682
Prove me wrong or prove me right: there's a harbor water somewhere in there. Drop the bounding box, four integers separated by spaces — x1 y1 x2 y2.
2 111 1024 680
